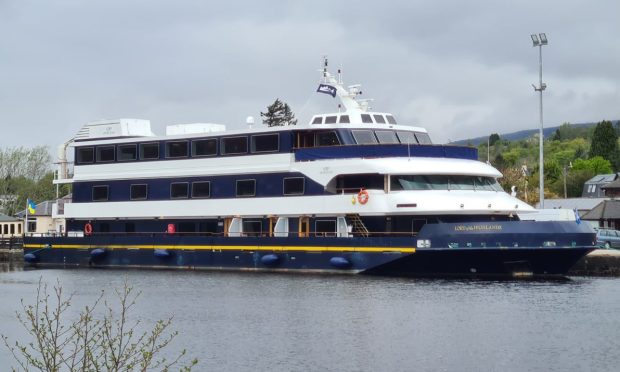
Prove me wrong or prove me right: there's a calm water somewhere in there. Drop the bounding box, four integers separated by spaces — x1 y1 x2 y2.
1 265 619 372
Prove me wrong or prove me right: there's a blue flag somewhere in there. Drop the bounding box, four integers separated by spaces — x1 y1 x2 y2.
316 84 337 97
574 208 581 224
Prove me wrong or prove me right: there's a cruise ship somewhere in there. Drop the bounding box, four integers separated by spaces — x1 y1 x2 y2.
23 59 596 277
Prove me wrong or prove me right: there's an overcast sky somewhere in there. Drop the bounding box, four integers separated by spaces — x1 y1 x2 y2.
1 0 619 150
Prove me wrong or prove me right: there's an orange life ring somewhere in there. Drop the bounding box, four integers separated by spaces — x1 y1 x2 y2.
357 189 369 205
84 223 93 235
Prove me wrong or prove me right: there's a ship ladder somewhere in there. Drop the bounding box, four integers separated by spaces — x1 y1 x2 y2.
346 214 369 237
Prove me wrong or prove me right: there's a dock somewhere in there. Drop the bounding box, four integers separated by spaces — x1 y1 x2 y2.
569 249 620 277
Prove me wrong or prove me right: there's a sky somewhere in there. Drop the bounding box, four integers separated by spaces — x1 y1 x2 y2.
1 0 619 150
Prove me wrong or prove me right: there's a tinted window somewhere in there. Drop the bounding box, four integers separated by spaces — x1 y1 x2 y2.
373 114 386 124
251 134 279 153
396 131 418 144
92 185 109 201
242 220 262 236
339 115 350 124
222 137 248 155
315 131 340 146
311 117 323 124
130 184 147 200
315 220 336 237
375 131 399 144
96 146 115 162
140 142 160 160
77 147 94 164
118 144 137 161
236 179 256 197
283 177 304 195
170 182 189 199
166 141 188 158
192 181 211 198
361 114 373 123
192 139 217 157
386 115 397 124
325 116 337 124
352 130 378 144
415 132 432 144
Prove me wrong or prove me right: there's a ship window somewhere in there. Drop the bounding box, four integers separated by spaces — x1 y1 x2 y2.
192 181 211 198
236 179 256 197
449 176 475 190
315 220 336 237
76 147 94 164
166 141 189 158
242 220 262 237
373 114 386 124
251 134 279 153
390 175 503 191
130 184 147 200
386 115 397 124
361 114 373 123
170 182 189 199
396 131 418 144
352 130 378 144
96 146 115 163
339 115 350 124
311 116 323 124
222 136 248 155
192 139 217 157
415 132 432 144
315 131 340 146
375 131 399 144
92 185 109 201
325 116 337 124
140 142 160 160
283 177 305 195
118 144 137 161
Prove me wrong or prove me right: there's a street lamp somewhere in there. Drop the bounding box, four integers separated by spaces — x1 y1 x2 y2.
531 33 548 208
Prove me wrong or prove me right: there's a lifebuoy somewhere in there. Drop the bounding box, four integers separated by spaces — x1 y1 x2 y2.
84 223 93 235
357 189 369 205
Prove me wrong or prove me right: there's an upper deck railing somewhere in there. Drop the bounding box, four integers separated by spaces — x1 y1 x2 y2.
294 144 478 162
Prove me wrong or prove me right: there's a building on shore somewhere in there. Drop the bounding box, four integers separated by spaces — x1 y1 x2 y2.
0 213 22 238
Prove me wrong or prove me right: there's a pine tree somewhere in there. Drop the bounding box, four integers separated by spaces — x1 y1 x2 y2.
261 99 297 127
590 120 620 170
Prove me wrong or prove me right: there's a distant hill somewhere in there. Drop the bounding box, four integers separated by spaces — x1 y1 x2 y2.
451 121 619 146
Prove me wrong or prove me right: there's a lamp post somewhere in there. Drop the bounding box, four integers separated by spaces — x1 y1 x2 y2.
531 33 548 208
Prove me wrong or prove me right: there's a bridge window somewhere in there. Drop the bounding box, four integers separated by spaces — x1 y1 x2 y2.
76 147 94 164
373 114 386 124
130 184 147 200
140 142 160 160
315 131 340 146
251 134 279 153
386 115 397 124
396 131 418 144
192 139 217 157
222 136 248 155
166 141 189 158
236 179 256 197
361 114 373 124
170 182 189 199
390 175 503 191
283 177 305 195
92 185 109 201
192 181 211 198
118 144 137 161
352 130 378 144
375 131 399 144
415 132 432 144
96 146 115 163
325 116 337 124
311 117 323 124
339 115 350 124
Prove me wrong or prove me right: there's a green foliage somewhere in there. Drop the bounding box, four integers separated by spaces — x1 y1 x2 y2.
590 120 620 170
488 133 500 146
260 99 297 127
572 156 613 174
2 278 197 371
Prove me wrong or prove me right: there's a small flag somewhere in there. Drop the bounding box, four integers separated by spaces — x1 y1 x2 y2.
27 199 36 214
574 208 581 224
316 84 337 97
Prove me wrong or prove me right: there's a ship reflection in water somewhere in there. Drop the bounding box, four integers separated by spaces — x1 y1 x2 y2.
0 269 618 371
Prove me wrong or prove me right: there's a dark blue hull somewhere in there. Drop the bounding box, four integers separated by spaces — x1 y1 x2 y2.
23 221 597 277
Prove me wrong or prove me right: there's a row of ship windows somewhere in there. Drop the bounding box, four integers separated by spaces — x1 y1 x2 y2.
311 114 398 125
90 177 306 201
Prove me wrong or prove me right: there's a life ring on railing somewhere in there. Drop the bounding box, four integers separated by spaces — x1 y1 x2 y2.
84 223 93 236
357 189 369 205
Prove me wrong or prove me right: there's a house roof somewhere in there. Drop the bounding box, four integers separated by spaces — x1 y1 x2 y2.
581 200 620 220
602 178 620 189
584 173 618 185
15 200 54 218
538 198 607 211
0 213 19 222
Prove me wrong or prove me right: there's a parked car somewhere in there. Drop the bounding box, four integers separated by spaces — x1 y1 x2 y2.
596 229 620 249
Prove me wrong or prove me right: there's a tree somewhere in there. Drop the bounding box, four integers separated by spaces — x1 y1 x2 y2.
590 120 620 170
488 133 500 147
260 99 297 127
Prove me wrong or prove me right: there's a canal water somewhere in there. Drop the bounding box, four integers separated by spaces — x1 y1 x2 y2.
1 265 619 372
